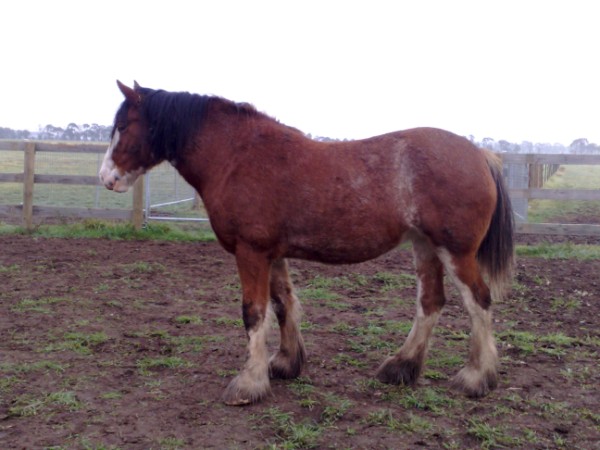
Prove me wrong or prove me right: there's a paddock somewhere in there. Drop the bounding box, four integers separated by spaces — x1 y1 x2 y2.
1 234 598 448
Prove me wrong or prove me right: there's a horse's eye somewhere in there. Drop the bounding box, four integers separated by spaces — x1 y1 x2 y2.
117 124 127 132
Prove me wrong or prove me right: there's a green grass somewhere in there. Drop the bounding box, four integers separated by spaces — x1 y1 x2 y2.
9 391 82 417
528 164 600 223
373 271 416 291
364 409 435 434
127 328 215 354
0 263 19 272
174 315 203 325
11 296 70 313
333 353 367 368
100 391 123 400
300 287 340 301
0 219 216 241
498 329 582 357
380 386 456 415
158 437 186 450
257 407 323 449
467 418 520 449
136 356 190 375
44 332 109 355
516 242 600 260
0 360 66 374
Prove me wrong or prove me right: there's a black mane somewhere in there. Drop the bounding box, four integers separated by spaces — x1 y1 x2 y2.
138 88 210 163
112 87 265 163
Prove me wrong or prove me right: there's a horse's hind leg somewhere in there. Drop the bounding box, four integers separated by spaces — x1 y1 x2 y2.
377 238 445 386
269 259 306 379
438 249 498 397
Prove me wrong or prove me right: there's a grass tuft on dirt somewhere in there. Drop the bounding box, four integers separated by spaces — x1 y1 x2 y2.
0 219 216 241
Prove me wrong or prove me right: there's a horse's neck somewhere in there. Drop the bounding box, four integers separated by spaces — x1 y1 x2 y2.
173 107 254 194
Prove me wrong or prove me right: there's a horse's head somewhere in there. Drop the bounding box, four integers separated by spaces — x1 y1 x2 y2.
99 80 154 193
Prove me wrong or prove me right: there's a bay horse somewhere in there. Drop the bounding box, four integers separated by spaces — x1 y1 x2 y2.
100 81 514 406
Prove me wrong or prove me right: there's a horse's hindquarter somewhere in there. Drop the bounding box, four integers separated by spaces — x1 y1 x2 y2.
395 128 497 253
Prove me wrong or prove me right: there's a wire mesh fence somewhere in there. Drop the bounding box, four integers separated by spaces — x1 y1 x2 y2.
143 162 208 222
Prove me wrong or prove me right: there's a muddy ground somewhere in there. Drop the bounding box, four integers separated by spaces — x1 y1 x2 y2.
0 233 598 449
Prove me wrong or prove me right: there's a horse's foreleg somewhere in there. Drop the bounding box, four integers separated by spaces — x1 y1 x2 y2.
439 250 498 397
269 258 306 379
377 240 445 386
222 246 272 406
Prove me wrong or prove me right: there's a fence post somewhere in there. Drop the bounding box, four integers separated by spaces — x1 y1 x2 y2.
132 176 144 230
22 142 36 230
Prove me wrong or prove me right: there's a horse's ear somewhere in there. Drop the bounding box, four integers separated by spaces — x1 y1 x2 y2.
116 80 141 104
133 80 142 91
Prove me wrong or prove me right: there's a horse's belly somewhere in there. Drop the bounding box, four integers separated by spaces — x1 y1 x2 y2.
286 228 406 264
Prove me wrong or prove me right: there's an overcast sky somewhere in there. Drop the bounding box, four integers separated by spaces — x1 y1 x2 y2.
1 0 598 145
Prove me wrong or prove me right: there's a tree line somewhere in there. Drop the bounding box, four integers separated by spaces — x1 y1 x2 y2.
0 123 111 142
1 124 599 154
477 136 600 155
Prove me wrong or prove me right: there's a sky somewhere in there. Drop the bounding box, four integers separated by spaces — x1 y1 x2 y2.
1 0 598 145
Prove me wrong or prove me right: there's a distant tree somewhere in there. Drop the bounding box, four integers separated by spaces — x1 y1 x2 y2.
588 143 600 154
569 138 589 154
62 123 80 140
498 140 515 152
520 141 534 153
16 130 30 139
0 127 16 138
1 123 112 141
481 137 496 150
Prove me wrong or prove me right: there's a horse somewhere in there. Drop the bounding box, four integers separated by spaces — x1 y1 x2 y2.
100 81 514 406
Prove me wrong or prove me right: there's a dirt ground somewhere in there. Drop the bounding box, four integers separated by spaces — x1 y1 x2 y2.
0 233 598 449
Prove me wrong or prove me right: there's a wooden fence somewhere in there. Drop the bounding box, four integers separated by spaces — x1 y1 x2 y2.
1 141 600 235
501 153 600 236
0 141 144 230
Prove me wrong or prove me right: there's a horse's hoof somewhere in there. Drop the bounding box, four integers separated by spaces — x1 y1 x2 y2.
376 356 421 385
269 346 306 380
452 366 498 398
223 396 253 406
221 375 270 406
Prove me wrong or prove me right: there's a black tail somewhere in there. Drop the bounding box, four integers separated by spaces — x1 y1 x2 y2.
478 150 515 301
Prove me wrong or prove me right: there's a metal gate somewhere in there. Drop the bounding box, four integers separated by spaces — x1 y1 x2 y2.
143 162 209 223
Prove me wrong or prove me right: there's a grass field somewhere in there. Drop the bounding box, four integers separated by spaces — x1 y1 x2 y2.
528 164 600 223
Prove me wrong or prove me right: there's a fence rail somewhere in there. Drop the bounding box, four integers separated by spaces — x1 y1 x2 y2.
0 140 144 229
500 153 600 236
1 140 600 236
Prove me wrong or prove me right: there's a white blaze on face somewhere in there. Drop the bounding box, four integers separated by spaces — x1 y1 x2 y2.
99 130 141 193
